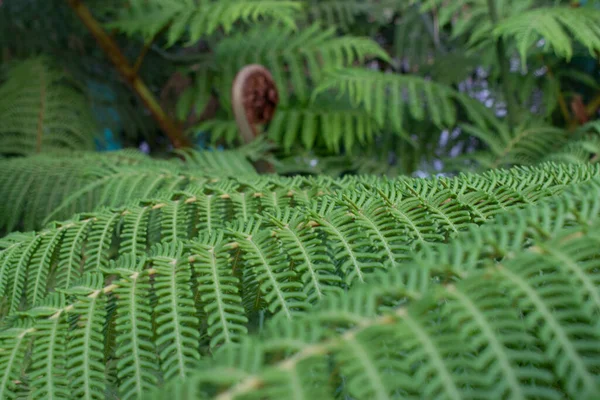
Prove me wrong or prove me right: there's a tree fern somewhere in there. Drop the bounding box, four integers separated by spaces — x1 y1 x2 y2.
152 176 600 399
1 162 599 398
2 4 600 398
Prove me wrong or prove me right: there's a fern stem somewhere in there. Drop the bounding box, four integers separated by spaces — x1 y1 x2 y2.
486 0 517 129
542 56 573 127
132 38 155 77
66 0 191 149
419 8 447 55
585 91 600 117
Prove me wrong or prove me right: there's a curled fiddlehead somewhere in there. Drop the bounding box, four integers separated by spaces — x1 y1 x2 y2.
232 64 279 144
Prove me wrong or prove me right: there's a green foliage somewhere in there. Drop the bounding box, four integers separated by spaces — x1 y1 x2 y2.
189 23 388 151
154 176 600 399
0 58 96 156
2 0 600 399
1 160 599 398
4 0 600 170
0 161 599 398
452 119 568 169
494 7 600 67
0 145 271 234
106 0 303 46
313 68 495 138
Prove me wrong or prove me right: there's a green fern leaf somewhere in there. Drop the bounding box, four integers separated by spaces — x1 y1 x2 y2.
313 68 494 136
151 242 201 380
26 293 70 400
0 322 34 399
267 208 342 303
107 0 302 46
494 7 600 67
227 217 310 318
187 233 248 349
63 273 107 400
112 266 159 400
0 58 96 156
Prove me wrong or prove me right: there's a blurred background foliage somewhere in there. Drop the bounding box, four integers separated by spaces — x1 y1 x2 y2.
1 0 600 176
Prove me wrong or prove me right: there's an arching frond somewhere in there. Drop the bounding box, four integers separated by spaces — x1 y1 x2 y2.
313 68 495 136
107 0 303 46
211 24 389 108
453 120 568 170
0 148 262 233
545 121 600 165
0 58 96 156
267 100 378 153
152 176 600 399
494 7 600 67
1 162 600 397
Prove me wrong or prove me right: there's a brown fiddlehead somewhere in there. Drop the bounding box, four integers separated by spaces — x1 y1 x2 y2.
232 64 279 143
232 64 278 173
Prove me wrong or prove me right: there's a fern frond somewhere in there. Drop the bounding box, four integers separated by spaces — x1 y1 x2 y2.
455 120 568 170
151 242 201 380
0 161 596 318
494 7 600 67
268 99 379 153
2 163 600 397
545 121 600 165
419 0 532 54
26 227 66 306
0 321 34 399
187 233 248 349
26 293 70 399
227 217 310 318
308 196 383 285
55 218 94 290
211 24 389 109
108 0 302 46
63 272 107 400
313 68 495 137
0 148 262 233
0 58 96 155
110 263 159 400
154 177 600 399
267 208 342 303
304 0 371 29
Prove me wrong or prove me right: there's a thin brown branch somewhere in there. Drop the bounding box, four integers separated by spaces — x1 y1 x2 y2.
66 0 191 148
585 92 600 118
132 25 169 76
132 39 153 77
570 95 589 126
541 57 572 126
